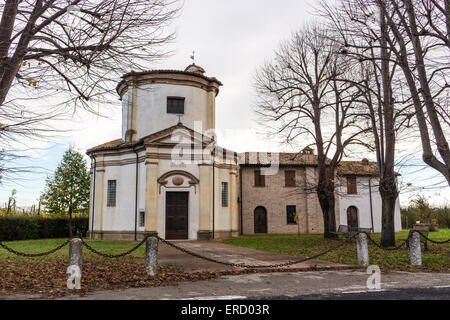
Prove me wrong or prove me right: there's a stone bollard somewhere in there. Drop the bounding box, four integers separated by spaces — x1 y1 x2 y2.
69 238 83 268
409 232 422 266
67 238 83 290
356 233 369 267
145 237 159 276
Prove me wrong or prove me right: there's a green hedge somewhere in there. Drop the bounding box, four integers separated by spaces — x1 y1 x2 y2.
0 216 89 241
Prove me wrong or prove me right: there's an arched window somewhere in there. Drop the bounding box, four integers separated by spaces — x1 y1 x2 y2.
254 206 268 234
347 206 359 228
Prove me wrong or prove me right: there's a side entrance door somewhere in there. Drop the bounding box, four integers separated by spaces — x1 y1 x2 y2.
166 192 189 240
347 206 359 228
254 206 268 234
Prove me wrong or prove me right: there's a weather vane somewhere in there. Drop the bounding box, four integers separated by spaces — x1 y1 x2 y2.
190 50 195 64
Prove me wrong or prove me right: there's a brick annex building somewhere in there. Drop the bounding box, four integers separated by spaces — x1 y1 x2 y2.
87 64 402 241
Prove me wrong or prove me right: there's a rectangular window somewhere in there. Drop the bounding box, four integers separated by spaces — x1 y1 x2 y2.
167 97 185 114
285 170 296 187
287 205 297 224
221 182 229 207
107 180 117 207
347 177 357 195
254 170 266 187
139 211 145 227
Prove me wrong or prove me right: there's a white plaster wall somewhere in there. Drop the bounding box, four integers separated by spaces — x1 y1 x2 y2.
121 84 210 140
214 167 232 233
137 160 147 232
338 177 402 232
156 159 200 240
95 151 147 232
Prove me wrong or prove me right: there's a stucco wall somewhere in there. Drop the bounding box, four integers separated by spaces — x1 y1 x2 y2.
213 167 232 235
97 150 147 232
338 176 402 232
122 84 212 140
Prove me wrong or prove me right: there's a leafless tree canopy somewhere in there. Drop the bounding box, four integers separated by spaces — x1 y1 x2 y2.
0 0 179 182
316 0 450 245
255 25 368 238
323 0 450 185
0 0 179 108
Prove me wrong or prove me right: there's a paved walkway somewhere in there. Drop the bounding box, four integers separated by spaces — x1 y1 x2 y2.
156 240 352 272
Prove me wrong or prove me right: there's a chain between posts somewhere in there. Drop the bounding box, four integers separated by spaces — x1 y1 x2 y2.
0 230 447 261
80 236 149 258
157 235 354 269
0 239 70 258
364 233 409 251
413 231 450 244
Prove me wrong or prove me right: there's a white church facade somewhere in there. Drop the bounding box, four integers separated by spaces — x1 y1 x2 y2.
87 64 401 241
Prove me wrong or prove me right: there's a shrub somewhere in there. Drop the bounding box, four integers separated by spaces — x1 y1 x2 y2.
0 216 89 241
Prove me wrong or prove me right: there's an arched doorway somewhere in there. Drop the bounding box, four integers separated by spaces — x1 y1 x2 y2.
347 206 359 228
254 206 268 234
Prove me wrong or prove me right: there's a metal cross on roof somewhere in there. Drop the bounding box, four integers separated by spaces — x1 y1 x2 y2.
190 50 195 64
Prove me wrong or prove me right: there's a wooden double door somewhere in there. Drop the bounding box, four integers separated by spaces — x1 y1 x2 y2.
166 192 189 240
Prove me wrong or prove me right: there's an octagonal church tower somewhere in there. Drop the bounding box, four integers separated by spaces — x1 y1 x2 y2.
87 64 239 241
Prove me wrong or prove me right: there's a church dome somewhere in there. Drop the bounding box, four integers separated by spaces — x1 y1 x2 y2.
184 63 206 75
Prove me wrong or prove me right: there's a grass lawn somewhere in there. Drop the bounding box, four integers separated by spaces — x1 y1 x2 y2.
223 229 450 272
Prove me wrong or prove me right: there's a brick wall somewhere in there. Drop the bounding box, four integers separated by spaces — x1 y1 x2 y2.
240 166 339 235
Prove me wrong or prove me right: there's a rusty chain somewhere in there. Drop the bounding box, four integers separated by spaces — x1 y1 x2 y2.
362 230 449 250
157 235 354 269
0 239 70 258
80 236 150 258
411 230 450 244
364 233 410 251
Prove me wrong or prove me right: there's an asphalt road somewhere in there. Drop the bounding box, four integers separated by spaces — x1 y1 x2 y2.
252 287 450 300
56 270 450 300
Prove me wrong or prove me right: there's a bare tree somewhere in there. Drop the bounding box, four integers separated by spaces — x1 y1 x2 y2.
255 25 367 238
320 0 417 246
0 0 179 181
375 0 450 185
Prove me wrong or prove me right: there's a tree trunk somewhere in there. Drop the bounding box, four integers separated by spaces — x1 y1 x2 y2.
379 177 398 247
68 206 73 238
6 197 11 215
317 178 337 239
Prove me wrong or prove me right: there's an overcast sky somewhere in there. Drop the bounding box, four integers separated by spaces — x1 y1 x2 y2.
1 0 448 208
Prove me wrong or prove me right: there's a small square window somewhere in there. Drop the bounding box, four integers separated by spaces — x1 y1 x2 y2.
287 205 297 224
139 211 145 227
254 170 265 187
285 170 296 187
347 177 357 195
167 97 185 114
107 180 117 207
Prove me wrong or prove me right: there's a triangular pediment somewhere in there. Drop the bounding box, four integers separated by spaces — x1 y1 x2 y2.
143 123 214 147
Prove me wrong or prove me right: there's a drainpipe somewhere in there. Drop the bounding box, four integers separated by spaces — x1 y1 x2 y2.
369 177 374 232
134 147 139 241
91 156 97 240
212 158 215 240
239 164 243 236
